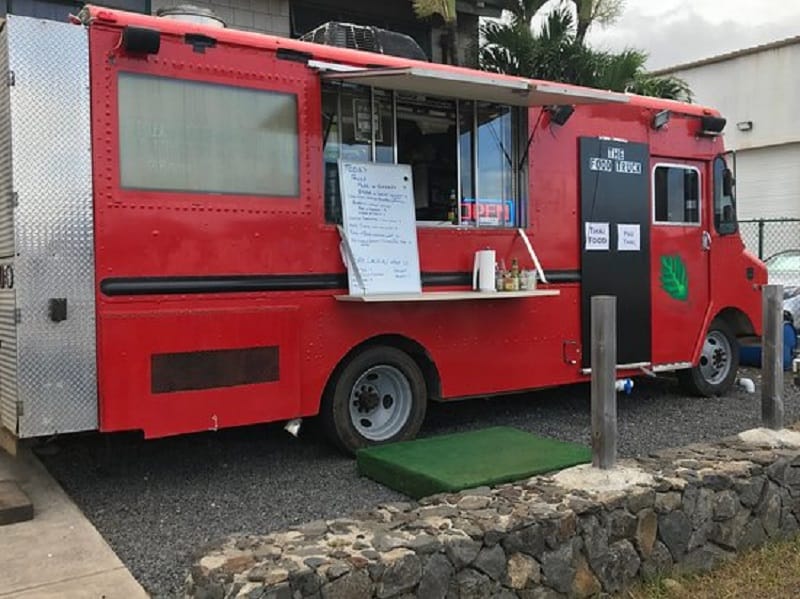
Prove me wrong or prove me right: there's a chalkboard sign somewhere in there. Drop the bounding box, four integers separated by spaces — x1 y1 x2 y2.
339 160 421 295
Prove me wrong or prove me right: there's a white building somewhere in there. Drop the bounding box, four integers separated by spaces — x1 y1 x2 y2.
656 37 800 222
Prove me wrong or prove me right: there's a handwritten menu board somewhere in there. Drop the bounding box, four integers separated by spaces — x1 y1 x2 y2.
339 161 421 295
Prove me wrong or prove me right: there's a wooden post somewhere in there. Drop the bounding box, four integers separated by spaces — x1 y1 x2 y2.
762 284 784 430
591 295 617 469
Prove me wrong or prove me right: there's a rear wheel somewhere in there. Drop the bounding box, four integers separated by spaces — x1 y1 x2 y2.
321 345 427 455
678 319 739 396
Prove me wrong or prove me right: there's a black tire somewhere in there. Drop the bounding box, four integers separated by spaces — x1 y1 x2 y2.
320 345 427 455
678 319 739 397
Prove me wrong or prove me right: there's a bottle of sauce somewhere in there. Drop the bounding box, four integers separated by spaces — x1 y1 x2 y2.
447 190 457 224
510 258 520 291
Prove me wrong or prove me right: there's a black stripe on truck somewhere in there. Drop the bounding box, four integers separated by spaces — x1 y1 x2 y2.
101 270 581 296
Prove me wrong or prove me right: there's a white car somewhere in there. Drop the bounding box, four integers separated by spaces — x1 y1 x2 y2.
765 250 800 326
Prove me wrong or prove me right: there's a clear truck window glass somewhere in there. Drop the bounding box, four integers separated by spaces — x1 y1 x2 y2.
118 73 299 197
713 156 737 235
654 165 700 224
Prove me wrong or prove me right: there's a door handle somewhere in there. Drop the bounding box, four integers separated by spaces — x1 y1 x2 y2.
702 230 712 251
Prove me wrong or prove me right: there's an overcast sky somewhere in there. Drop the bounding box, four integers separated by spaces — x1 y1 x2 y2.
533 0 800 70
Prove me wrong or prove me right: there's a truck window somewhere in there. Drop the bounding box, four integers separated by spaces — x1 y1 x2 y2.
118 73 299 197
713 156 738 235
322 82 523 227
653 165 700 225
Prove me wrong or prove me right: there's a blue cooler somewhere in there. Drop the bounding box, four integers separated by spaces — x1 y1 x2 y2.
739 322 798 371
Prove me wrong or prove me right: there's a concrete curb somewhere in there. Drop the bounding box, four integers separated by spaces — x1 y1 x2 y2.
0 447 149 598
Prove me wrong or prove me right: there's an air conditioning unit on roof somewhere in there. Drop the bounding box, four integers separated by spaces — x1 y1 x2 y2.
300 21 428 61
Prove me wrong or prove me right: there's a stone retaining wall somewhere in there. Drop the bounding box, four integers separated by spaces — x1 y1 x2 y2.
186 430 800 599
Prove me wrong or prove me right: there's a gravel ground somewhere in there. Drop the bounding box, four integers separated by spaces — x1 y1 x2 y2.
38 368 800 597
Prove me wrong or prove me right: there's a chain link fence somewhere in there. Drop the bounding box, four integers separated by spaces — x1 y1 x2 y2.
738 218 800 260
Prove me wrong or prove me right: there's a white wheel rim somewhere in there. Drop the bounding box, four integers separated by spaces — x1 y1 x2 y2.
349 365 413 441
699 330 732 386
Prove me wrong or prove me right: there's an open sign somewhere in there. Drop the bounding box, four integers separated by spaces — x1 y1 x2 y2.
461 198 515 227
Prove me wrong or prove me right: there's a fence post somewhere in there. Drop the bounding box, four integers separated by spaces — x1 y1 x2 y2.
757 219 765 260
762 284 784 430
591 295 617 469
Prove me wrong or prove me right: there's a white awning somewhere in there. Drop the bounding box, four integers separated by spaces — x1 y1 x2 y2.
320 66 628 106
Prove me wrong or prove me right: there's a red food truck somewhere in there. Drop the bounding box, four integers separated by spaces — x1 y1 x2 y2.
0 6 765 455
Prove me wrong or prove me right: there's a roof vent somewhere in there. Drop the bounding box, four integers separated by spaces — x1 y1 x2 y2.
300 22 427 61
156 5 226 28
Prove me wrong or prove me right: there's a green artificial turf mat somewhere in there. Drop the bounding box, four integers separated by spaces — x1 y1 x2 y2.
357 426 591 499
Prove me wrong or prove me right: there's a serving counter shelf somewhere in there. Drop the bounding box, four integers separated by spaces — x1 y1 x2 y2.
334 289 560 302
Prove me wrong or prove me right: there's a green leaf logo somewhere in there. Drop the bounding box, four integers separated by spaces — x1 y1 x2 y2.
660 255 689 301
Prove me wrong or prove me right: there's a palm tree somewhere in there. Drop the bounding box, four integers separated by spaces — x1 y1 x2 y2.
413 0 459 65
480 1 692 102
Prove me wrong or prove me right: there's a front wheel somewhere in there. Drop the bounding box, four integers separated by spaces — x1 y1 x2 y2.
321 345 427 455
678 319 739 396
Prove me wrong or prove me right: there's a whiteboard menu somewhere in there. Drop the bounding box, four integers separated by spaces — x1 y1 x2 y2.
339 161 421 295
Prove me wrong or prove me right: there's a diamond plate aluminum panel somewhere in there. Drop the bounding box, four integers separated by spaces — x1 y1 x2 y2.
0 24 18 434
0 25 13 261
8 16 98 437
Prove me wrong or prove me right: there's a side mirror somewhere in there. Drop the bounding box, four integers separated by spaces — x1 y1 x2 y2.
722 168 734 197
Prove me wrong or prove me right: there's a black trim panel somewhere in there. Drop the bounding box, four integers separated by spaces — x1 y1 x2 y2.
101 270 581 297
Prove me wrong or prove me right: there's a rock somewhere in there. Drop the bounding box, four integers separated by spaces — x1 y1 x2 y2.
506 553 541 589
501 523 545 559
713 490 739 521
785 459 800 491
445 537 481 569
223 555 256 574
298 520 329 539
407 534 440 554
572 555 601 599
455 568 494 599
459 486 493 497
780 509 800 538
698 469 732 491
640 541 673 581
247 567 268 583
377 553 421 598
288 567 322 596
606 509 637 543
740 520 767 550
678 543 732 574
595 539 640 594
635 509 658 558
416 554 453 599
417 505 458 519
627 489 656 513
710 508 750 551
734 477 766 508
303 557 328 569
541 542 575 594
320 569 372 599
457 496 491 510
654 492 682 514
192 582 225 599
684 487 714 528
658 511 692 559
372 533 409 552
262 583 291 599
326 563 350 581
759 485 782 538
473 545 507 581
578 515 608 566
253 544 282 561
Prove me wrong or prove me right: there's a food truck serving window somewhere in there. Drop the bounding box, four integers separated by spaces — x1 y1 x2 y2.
118 73 300 197
322 82 524 227
653 165 701 225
